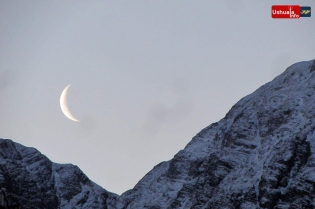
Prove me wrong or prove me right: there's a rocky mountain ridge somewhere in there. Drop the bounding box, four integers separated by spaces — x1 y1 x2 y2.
1 59 315 208
0 139 118 208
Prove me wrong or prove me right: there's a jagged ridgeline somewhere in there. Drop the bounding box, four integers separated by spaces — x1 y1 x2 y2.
1 59 315 209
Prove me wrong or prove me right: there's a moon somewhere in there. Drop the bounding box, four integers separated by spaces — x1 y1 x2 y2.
60 84 80 122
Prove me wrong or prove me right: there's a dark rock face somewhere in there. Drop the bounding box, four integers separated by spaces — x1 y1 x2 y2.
1 59 315 208
0 139 118 209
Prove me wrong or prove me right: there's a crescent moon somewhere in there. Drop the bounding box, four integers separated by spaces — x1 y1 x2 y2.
60 84 80 122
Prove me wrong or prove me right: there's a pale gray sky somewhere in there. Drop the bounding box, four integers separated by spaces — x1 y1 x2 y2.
1 0 314 195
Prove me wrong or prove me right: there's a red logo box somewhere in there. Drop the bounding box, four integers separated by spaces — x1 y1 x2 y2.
272 5 300 18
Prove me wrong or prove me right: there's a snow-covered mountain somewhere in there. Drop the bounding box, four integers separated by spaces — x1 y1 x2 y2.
1 59 315 208
0 139 118 208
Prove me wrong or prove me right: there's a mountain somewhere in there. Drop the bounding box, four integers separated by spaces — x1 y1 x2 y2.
115 59 315 208
1 59 315 208
0 139 118 208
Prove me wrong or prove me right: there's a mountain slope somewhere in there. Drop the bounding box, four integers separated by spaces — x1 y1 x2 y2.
1 59 315 208
116 59 315 208
0 139 118 208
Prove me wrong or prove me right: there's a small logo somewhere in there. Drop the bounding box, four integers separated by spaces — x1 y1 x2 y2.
300 6 311 17
271 5 300 18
